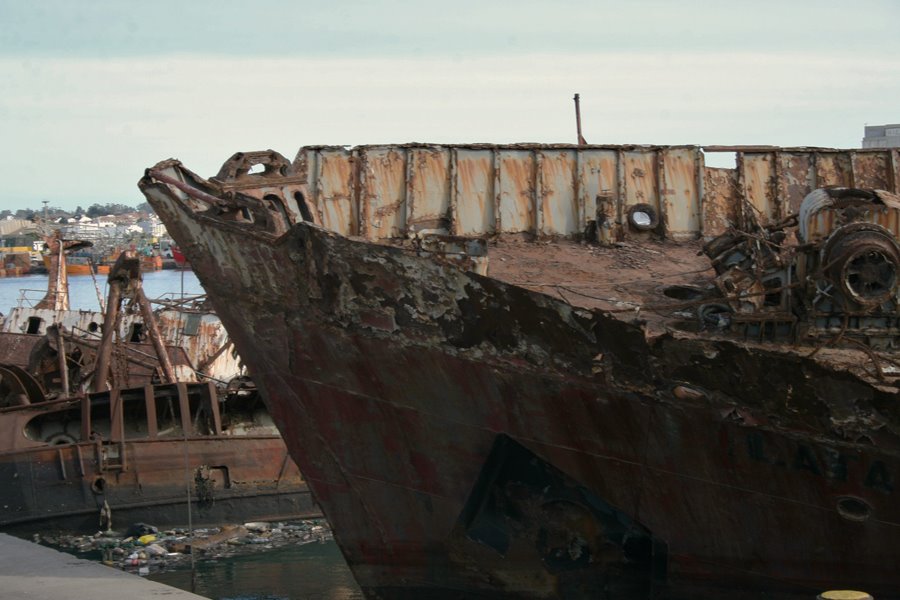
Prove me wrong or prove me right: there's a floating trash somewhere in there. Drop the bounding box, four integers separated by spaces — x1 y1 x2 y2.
34 518 332 576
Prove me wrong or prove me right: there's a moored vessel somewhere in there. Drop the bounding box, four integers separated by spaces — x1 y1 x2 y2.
0 236 319 531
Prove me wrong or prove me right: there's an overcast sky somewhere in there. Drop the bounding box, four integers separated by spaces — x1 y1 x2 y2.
2 0 899 210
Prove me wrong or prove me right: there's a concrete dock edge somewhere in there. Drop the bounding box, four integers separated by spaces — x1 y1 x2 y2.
0 533 208 599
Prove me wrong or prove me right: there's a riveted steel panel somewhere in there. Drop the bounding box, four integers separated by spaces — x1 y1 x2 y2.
893 150 900 191
805 198 900 243
702 167 740 238
576 150 619 243
852 152 891 189
740 153 776 224
538 150 578 236
453 149 495 236
316 148 356 236
408 148 451 233
778 153 814 215
622 151 658 211
360 147 407 240
661 148 700 240
815 152 853 188
497 150 535 233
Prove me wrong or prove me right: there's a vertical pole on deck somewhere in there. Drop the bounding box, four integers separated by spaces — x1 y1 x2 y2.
54 325 69 397
92 282 121 393
574 93 587 146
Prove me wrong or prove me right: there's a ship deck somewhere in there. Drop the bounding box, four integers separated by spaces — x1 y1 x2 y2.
488 235 709 332
480 235 898 388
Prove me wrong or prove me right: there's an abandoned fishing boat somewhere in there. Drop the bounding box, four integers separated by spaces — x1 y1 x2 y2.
141 144 900 599
0 240 318 532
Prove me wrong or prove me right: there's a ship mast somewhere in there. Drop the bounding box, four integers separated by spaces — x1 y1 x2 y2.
35 231 92 311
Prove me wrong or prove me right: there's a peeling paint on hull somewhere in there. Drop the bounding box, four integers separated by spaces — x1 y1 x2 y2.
141 145 900 599
0 382 319 532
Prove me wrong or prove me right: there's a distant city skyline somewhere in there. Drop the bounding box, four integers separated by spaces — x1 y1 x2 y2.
2 0 899 210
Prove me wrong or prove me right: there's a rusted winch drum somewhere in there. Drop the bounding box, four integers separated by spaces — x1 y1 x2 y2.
799 187 900 312
822 223 900 309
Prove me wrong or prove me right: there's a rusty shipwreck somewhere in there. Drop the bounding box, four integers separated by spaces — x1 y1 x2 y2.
0 240 318 531
141 144 900 598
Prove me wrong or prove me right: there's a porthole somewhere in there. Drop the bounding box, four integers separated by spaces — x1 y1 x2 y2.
836 496 871 522
627 203 658 232
91 477 107 495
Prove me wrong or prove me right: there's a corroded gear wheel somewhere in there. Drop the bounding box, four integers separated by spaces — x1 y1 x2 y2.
824 226 900 309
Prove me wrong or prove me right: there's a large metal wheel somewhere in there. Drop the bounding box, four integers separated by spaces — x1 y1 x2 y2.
823 225 900 309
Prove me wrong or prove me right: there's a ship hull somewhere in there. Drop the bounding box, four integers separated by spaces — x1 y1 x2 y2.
0 437 317 533
141 152 900 598
0 380 320 534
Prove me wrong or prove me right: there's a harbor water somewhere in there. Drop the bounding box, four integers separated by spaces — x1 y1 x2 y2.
148 539 363 600
1 270 363 599
0 269 205 313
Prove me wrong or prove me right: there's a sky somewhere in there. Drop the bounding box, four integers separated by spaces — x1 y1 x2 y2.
1 0 899 211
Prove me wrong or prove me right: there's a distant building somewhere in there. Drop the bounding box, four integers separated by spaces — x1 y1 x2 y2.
0 219 35 237
862 124 900 148
137 216 167 238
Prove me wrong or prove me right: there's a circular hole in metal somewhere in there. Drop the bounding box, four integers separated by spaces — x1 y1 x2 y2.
91 477 107 495
631 211 651 228
627 203 658 232
88 322 99 333
836 496 871 522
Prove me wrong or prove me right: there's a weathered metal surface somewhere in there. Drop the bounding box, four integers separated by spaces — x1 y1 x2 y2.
705 187 900 345
0 334 43 368
497 149 535 233
622 150 659 219
0 381 317 530
738 151 778 225
36 232 92 311
407 147 451 233
852 151 893 190
538 150 578 236
661 147 701 240
314 147 357 235
141 144 900 599
2 289 241 392
287 144 900 243
814 152 850 189
577 149 619 242
777 152 815 215
452 149 495 236
0 232 317 532
801 188 900 244
360 146 406 239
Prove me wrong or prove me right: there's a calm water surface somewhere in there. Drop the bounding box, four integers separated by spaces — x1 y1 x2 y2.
149 539 364 600
0 269 204 313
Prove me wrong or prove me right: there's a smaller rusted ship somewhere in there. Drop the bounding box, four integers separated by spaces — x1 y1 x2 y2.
142 144 900 599
0 236 318 532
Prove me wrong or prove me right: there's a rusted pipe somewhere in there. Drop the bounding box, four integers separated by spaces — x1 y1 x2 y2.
64 331 171 371
136 285 177 384
147 169 229 209
92 281 121 392
54 325 69 397
574 93 587 146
